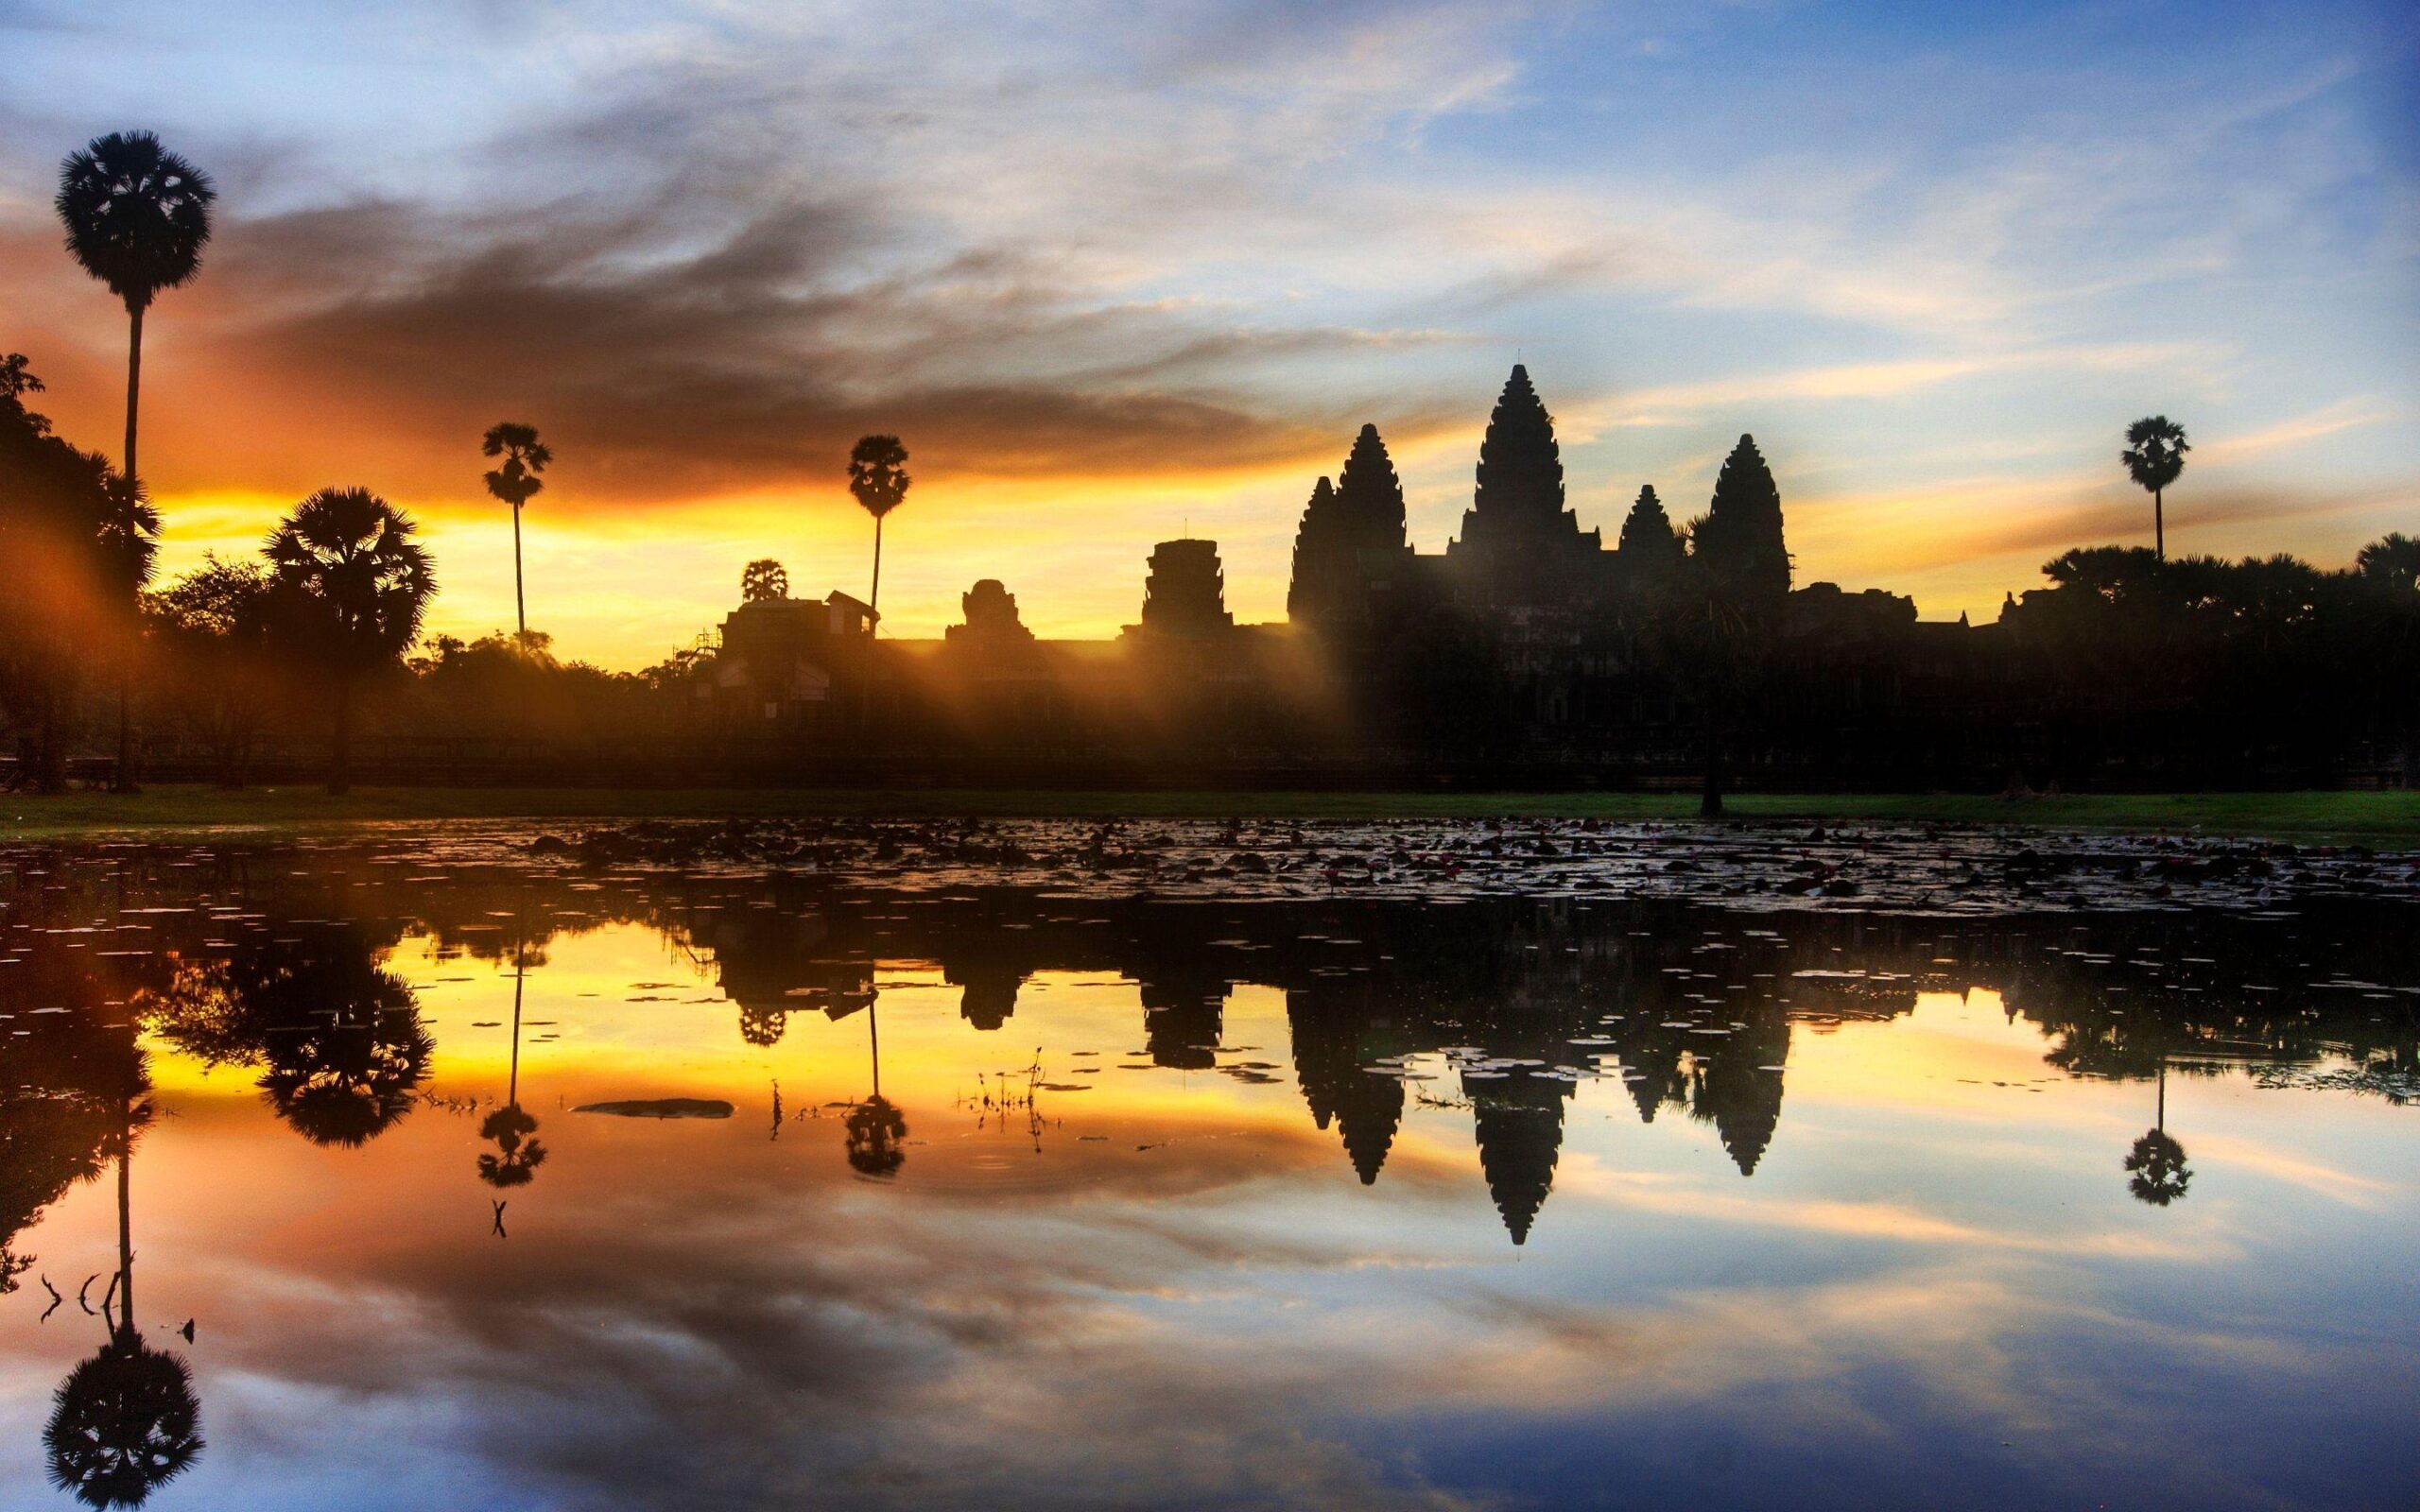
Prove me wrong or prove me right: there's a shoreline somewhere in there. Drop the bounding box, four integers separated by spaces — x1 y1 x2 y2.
5 785 2416 846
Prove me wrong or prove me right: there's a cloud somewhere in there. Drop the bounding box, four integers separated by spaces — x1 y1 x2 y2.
2 0 2411 661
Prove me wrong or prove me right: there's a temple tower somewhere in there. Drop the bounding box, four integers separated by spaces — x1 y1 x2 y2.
1137 539 1235 638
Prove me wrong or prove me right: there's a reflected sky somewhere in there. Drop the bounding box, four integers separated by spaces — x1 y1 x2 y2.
2 837 2415 1509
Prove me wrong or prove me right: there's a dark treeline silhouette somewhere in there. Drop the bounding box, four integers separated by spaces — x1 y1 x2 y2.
10 357 2410 793
2 129 2412 795
3 359 439 795
11 840 2411 1246
8 142 2417 800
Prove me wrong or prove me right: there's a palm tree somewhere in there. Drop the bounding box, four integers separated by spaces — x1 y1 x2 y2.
846 434 911 617
480 422 551 641
740 558 789 602
844 995 907 1177
2120 416 2189 562
2355 532 2420 593
58 132 215 794
2123 1061 2193 1207
477 937 547 1193
264 488 437 794
54 132 215 505
97 476 162 786
45 1087 201 1510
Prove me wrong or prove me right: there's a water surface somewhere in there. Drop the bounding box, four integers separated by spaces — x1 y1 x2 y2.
4 822 2415 1510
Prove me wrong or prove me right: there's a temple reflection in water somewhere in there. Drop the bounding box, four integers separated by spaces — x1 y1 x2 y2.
6 845 2412 1256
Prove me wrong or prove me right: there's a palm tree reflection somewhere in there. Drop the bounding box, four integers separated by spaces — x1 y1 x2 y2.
844 995 908 1177
44 1090 202 1509
140 937 432 1148
477 941 547 1193
2124 1061 2193 1207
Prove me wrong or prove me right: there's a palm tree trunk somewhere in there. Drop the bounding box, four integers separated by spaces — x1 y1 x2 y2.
116 1122 134 1334
512 501 527 640
509 956 525 1106
113 305 146 796
862 515 884 730
123 305 143 490
328 677 353 796
2154 487 2164 562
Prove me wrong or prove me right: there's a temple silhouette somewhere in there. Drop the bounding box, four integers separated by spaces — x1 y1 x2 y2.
696 364 1839 772
643 361 2411 792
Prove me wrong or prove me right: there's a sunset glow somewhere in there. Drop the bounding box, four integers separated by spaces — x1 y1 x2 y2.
5 1 2411 666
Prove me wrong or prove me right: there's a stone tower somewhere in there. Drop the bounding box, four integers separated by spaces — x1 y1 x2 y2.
1288 423 1411 628
1445 365 1603 607
1138 539 1234 637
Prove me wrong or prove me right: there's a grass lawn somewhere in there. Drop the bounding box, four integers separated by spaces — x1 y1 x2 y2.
4 785 2415 845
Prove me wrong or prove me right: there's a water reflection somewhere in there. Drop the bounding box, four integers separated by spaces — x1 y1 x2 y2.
476 938 546 1194
45 1091 202 1511
2126 1064 2194 1207
0 936 202 1511
0 835 2414 1509
138 936 430 1147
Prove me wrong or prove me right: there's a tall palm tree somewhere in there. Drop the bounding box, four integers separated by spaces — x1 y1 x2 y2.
480 422 551 642
2123 1061 2193 1207
844 995 907 1177
478 928 547 1194
55 131 215 509
846 434 911 617
2120 416 2189 562
98 474 162 771
58 132 215 794
44 1085 201 1510
264 488 437 795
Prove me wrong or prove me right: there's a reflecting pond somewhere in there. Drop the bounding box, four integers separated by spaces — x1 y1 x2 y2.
3 821 2416 1510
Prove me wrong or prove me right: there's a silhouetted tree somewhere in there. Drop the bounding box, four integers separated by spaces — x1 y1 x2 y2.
140 943 432 1148
478 952 546 1190
0 964 147 1294
143 555 279 786
845 996 907 1176
2124 1062 2192 1207
57 132 215 792
847 434 911 617
0 361 132 789
2357 532 2419 593
0 352 42 403
2121 416 2189 562
264 488 437 793
480 422 551 639
741 558 789 602
2125 1128 2191 1205
44 1079 200 1511
845 1096 907 1177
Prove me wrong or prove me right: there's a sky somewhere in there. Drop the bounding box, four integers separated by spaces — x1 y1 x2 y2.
1 0 2413 669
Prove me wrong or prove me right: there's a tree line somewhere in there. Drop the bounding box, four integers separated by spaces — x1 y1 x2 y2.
4 129 2414 797
2 130 921 796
